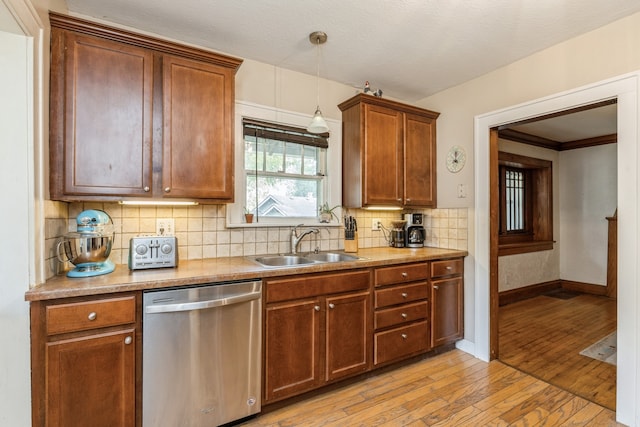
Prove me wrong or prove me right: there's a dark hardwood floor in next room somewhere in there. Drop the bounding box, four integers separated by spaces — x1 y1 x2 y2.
499 293 617 411
239 349 621 426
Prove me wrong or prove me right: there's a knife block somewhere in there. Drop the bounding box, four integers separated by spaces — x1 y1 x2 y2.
344 232 358 253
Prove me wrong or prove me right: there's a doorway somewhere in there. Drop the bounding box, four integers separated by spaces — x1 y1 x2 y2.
474 73 640 425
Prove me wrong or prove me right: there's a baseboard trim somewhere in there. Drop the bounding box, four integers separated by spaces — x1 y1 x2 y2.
499 280 561 306
499 279 608 305
560 280 608 296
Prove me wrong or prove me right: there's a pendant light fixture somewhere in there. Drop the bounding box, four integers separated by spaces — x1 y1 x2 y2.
307 31 329 134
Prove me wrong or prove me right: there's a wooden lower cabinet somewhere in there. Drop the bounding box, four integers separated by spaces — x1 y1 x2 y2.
263 271 371 403
30 293 140 427
373 262 431 366
326 292 370 381
430 258 464 347
264 299 322 401
46 329 136 427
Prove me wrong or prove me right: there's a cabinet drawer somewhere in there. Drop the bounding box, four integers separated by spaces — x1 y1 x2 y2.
374 262 428 287
431 258 463 278
374 320 430 365
375 301 428 330
266 270 370 303
46 296 136 335
375 282 428 308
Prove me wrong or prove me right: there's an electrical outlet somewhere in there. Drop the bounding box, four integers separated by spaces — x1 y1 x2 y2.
372 218 381 230
156 218 175 236
457 184 467 198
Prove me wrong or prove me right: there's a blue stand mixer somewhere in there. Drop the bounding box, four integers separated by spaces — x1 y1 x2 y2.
57 209 116 277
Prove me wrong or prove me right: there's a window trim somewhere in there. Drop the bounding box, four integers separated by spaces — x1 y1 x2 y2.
227 101 342 228
498 151 554 256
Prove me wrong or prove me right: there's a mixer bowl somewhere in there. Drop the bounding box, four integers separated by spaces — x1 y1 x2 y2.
57 232 114 266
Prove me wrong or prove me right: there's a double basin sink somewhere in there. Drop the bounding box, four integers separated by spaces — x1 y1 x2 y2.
251 251 360 268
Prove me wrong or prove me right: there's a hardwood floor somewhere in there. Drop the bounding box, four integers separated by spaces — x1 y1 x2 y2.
499 293 617 411
238 349 621 426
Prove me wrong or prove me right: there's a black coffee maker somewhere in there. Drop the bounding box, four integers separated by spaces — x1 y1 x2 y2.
404 213 425 248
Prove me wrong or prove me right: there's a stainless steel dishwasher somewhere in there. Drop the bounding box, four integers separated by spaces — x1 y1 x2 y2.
142 280 262 427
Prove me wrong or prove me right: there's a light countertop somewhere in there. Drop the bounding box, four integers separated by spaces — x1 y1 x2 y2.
26 246 467 301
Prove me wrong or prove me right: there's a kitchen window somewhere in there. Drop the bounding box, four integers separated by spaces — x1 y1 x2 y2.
243 118 328 220
498 151 554 255
227 101 341 227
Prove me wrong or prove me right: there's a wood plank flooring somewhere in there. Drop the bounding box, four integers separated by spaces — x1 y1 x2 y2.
238 349 621 426
498 293 617 411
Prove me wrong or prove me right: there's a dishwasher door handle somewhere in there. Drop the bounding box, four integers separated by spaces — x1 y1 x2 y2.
145 290 261 314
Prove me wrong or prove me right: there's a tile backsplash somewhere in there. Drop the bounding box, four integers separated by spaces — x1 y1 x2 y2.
44 201 467 279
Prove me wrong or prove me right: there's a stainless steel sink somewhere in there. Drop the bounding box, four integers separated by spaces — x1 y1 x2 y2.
251 251 361 268
304 252 360 263
253 255 315 267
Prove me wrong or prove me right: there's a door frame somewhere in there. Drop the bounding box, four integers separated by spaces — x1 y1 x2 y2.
474 72 639 425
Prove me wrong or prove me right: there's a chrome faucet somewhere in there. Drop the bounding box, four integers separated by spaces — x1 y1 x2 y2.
290 224 319 254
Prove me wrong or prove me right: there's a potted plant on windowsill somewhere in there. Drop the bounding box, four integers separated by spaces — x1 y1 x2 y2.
318 203 340 223
244 207 254 223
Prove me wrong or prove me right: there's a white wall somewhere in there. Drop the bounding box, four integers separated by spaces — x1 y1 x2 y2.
421 10 640 424
559 144 617 285
0 25 33 427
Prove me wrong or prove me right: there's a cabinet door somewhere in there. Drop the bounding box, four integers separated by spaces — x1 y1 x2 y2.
162 55 234 200
50 30 154 199
431 277 463 347
264 299 321 402
325 292 370 381
404 113 437 207
363 104 404 206
46 329 135 427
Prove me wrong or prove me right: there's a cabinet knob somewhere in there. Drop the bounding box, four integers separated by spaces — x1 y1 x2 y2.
406 198 411 202
143 186 150 192
401 333 408 340
396 198 402 202
401 272 408 278
328 303 335 309
401 292 408 298
87 312 97 321
446 266 453 270
401 313 408 319
124 336 132 345
434 285 439 290
314 305 320 311
164 187 171 193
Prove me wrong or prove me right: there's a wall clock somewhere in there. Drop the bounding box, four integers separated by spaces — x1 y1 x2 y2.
446 145 466 173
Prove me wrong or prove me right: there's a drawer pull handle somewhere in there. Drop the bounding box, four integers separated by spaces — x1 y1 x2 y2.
329 303 335 309
314 305 320 311
401 292 408 298
401 272 408 278
446 266 453 270
401 313 408 319
87 312 97 321
433 285 439 290
401 333 408 340
124 336 132 345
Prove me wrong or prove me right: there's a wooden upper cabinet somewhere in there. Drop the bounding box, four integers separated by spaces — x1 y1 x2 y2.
162 55 235 200
404 113 437 207
339 94 439 208
362 104 403 206
50 29 154 199
48 12 242 203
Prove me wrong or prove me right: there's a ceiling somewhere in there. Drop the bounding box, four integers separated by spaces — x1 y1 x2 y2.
65 0 640 102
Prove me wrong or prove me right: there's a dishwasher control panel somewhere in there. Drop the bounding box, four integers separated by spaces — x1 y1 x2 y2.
128 236 178 270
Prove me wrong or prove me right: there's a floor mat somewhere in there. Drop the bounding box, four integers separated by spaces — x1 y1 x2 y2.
580 331 617 365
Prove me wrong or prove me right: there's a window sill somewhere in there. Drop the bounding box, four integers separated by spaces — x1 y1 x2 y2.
227 221 343 229
498 240 554 256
